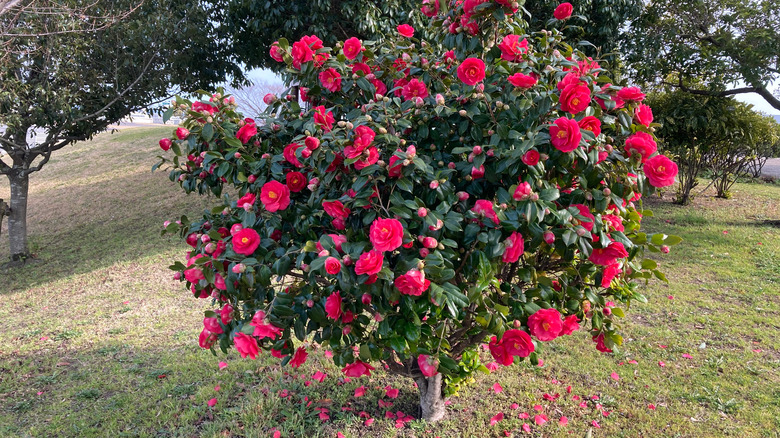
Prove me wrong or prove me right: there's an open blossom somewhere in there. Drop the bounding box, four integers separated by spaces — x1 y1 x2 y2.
472 199 499 224
578 116 602 137
593 332 613 353
369 218 404 252
498 35 528 62
457 58 486 86
527 308 563 341
342 361 375 377
589 241 629 266
199 329 217 349
420 0 439 17
624 132 657 162
286 171 306 192
260 180 291 212
508 72 537 89
601 263 622 287
236 118 257 144
553 2 573 20
234 332 260 359
284 142 304 167
322 200 350 219
502 232 525 263
313 105 335 132
617 86 645 102
402 78 429 101
343 37 362 60
354 250 384 275
397 24 414 37
561 314 580 335
394 269 430 296
572 204 595 231
513 181 532 201
635 104 654 127
319 68 342 92
489 329 534 366
559 75 591 114
325 257 342 275
644 155 678 187
325 291 343 319
550 117 582 152
522 149 540 165
418 354 439 376
232 228 261 255
251 310 283 339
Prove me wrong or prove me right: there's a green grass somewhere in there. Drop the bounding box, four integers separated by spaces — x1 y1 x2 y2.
1 128 778 437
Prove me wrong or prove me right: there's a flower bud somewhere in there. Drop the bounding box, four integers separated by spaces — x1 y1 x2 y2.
306 299 315 307
419 248 430 258
544 231 555 245
362 294 372 305
173 272 182 280
232 263 246 274
201 234 211 244
422 237 438 249
603 188 611 196
417 260 426 270
661 245 670 254
342 326 352 335
417 207 428 217
435 94 445 105
457 191 470 201
318 250 330 257
459 109 468 117
576 227 588 237
230 224 243 235
429 181 439 189
342 255 353 266
448 162 456 169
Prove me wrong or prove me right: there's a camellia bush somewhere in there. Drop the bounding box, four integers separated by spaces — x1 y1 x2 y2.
156 0 680 422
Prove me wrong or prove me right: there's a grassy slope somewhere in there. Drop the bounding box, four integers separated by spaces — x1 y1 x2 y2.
0 127 778 438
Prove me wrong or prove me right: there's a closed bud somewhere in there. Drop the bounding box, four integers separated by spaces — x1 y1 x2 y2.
576 227 588 237
603 188 612 196
436 94 445 105
457 191 470 201
448 162 456 169
361 294 372 305
232 263 246 274
459 109 468 117
318 250 330 257
173 272 182 280
585 192 593 201
661 245 670 254
473 145 482 155
513 319 521 328
429 181 439 189
544 231 555 244
417 260 426 270
417 207 428 217
419 248 430 258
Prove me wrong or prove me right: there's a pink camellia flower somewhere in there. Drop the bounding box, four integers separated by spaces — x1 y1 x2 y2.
420 0 440 17
233 332 260 359
213 273 227 290
502 232 525 263
472 199 499 224
561 314 580 335
457 58 486 86
422 237 438 249
325 257 342 275
342 361 375 377
601 263 622 287
260 180 291 212
159 138 172 151
417 354 439 377
508 72 537 89
394 269 430 296
635 104 654 127
232 228 261 256
397 24 414 37
176 127 189 140
199 328 217 349
553 2 573 20
589 241 629 266
304 136 320 151
236 118 257 144
617 86 645 102
269 42 284 62
624 132 657 162
290 347 308 368
317 234 348 253
343 37 363 60
498 35 528 62
559 76 591 114
571 203 595 231
501 329 535 357
513 181 532 201
237 192 256 210
263 93 276 105
220 304 233 324
369 218 404 252
323 200 351 219
401 78 429 101
550 117 582 152
319 68 342 92
528 308 563 341
325 291 343 319
354 250 384 275
313 105 335 132
522 149 540 166
643 155 679 187
578 116 602 137
250 310 283 339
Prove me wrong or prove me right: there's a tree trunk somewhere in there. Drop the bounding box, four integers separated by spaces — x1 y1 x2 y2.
6 171 30 263
415 374 446 422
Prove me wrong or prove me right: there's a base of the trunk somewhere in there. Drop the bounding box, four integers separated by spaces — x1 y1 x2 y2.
416 374 447 422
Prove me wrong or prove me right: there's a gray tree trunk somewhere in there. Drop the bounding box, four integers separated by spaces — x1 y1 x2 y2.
415 374 446 422
6 171 30 262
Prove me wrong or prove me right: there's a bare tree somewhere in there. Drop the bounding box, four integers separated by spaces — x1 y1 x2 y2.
223 79 287 117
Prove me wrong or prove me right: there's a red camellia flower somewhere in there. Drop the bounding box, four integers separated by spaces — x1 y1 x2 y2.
457 58 486 86
325 257 342 275
176 127 189 140
354 147 379 170
559 77 591 114
233 332 260 359
578 116 602 138
561 314 580 335
322 200 350 219
527 308 563 341
304 136 320 150
588 241 629 266
369 217 404 252
291 40 314 69
192 101 217 115
617 86 645 102
251 310 283 339
502 231 525 263
417 354 439 376
601 263 622 287
343 37 362 60
394 269 430 296
624 132 657 163
260 180 291 212
508 72 537 89
283 143 304 168
313 105 335 132
203 317 223 334
634 104 653 127
236 118 257 144
572 204 595 231
501 329 535 357
237 192 256 209
286 171 306 192
498 35 528 62
593 332 613 353
354 250 384 275
352 62 370 76
472 199 499 224
550 117 582 152
325 291 343 319
199 329 217 349
342 361 375 377
319 68 342 92
290 347 308 368
397 24 415 37
402 78 429 101
643 154 679 187
522 149 540 166
159 138 172 151
420 0 440 17
220 304 233 324
269 42 284 62
489 335 513 366
232 228 261 256
553 2 573 20
370 79 387 96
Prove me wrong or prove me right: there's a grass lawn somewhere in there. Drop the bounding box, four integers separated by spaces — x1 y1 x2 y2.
1 127 778 437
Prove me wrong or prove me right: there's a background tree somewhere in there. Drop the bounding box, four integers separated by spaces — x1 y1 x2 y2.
622 0 780 111
223 80 288 116
745 116 780 178
0 0 243 265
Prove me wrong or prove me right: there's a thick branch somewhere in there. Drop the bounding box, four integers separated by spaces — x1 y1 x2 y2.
665 77 780 111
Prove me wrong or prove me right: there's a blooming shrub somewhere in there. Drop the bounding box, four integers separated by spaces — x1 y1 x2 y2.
157 0 680 421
